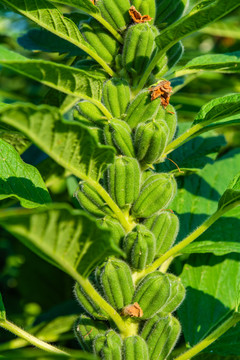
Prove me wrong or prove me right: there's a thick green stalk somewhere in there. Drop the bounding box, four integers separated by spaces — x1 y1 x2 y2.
174 312 240 360
0 320 69 356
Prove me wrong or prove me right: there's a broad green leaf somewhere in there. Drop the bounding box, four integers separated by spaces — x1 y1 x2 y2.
177 52 240 74
0 204 122 278
181 240 240 256
200 18 240 40
0 139 51 208
50 0 100 16
218 172 240 211
193 94 240 126
0 46 106 101
1 0 113 75
0 103 115 181
179 253 240 346
0 293 6 321
155 0 240 54
0 128 30 154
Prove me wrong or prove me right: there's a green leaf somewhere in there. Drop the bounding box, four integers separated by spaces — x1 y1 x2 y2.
0 103 115 181
181 240 240 256
0 348 97 359
218 172 240 211
155 0 240 53
177 52 240 74
50 0 100 16
0 128 30 154
193 94 240 126
200 17 240 39
0 293 6 321
178 253 240 346
0 204 122 278
0 139 51 208
1 0 114 75
0 46 106 101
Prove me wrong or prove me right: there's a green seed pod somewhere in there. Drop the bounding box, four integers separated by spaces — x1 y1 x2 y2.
144 211 179 256
141 314 181 360
122 24 155 82
155 0 188 28
74 315 108 351
74 283 108 320
131 0 156 21
107 156 141 210
102 78 131 118
94 330 122 360
77 101 107 126
96 0 131 31
158 274 185 317
123 224 156 270
103 119 135 157
134 119 169 165
155 104 177 143
125 90 160 129
132 174 177 219
80 18 119 64
100 259 135 310
132 271 171 319
97 216 125 247
123 335 149 360
75 181 113 218
153 42 184 77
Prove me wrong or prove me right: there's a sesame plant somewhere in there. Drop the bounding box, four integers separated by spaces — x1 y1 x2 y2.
0 0 240 359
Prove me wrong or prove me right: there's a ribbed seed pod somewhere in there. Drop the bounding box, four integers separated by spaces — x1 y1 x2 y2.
77 101 107 125
125 90 160 129
144 211 179 256
97 216 125 246
158 274 185 317
132 174 177 219
155 104 177 143
123 224 156 270
74 283 108 320
75 181 113 218
153 42 184 77
141 314 181 360
131 0 156 21
122 24 155 81
123 335 149 360
155 0 188 28
74 315 108 351
96 0 131 30
107 156 141 210
81 18 119 64
102 78 131 118
100 259 135 310
94 330 122 360
132 272 171 319
134 120 169 165
103 119 135 157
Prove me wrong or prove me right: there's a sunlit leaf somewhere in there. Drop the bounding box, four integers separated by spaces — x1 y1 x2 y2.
218 172 240 211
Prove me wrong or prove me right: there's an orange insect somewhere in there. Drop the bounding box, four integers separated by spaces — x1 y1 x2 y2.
129 6 152 23
121 302 143 318
149 80 172 108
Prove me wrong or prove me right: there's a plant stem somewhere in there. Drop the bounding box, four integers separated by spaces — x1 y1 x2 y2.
174 312 240 360
0 320 69 356
94 14 123 44
90 99 113 120
133 209 225 282
89 180 135 233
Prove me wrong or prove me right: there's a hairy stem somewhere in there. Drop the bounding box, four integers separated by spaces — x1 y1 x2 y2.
174 312 240 360
0 320 69 356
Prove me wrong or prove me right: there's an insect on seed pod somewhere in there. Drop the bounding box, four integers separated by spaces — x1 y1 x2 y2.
102 78 131 118
134 119 169 165
143 211 179 256
96 0 131 30
103 118 135 157
107 156 141 210
132 271 171 319
74 315 108 351
131 173 177 219
141 314 181 360
123 335 149 360
123 224 156 270
100 259 135 310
